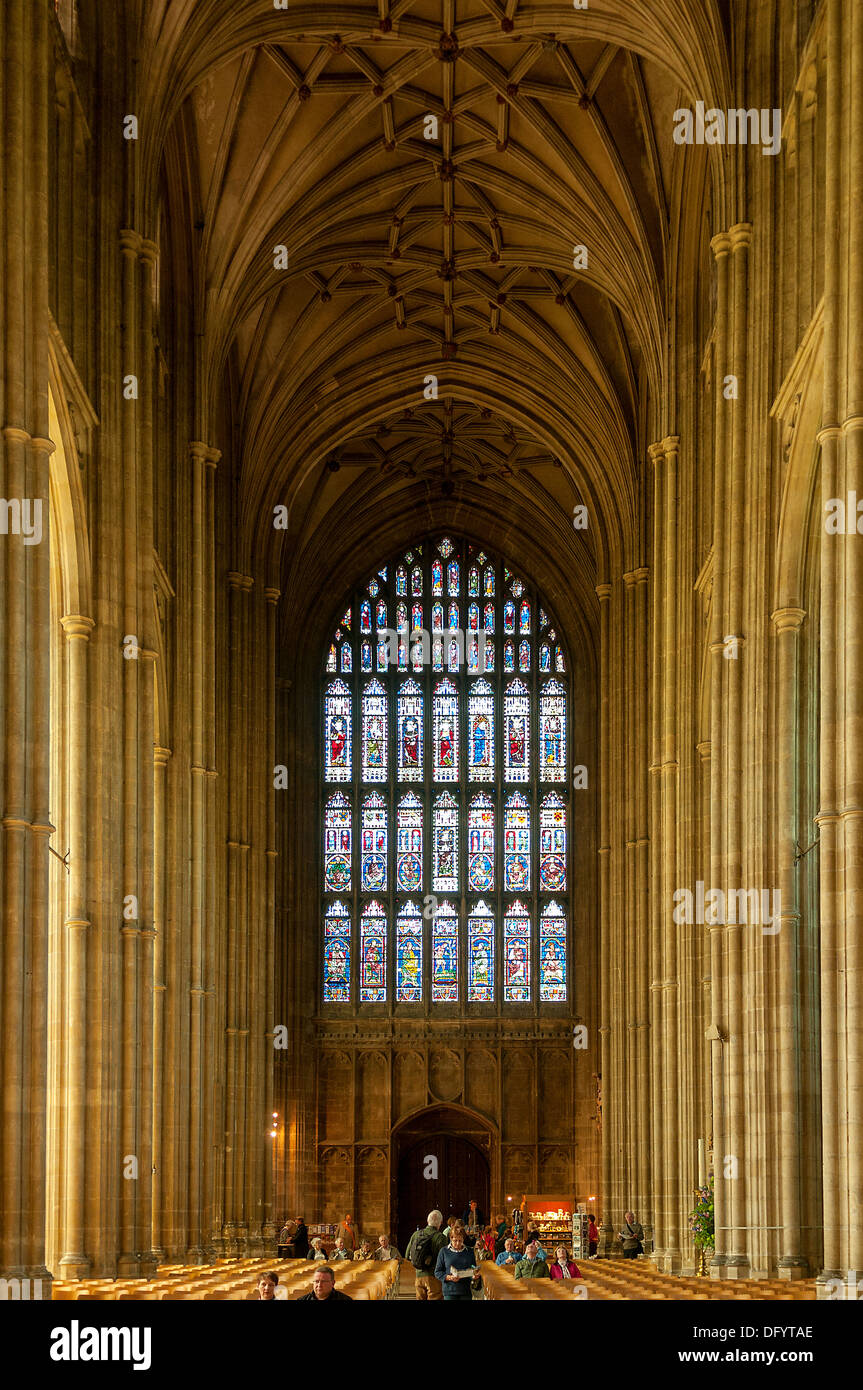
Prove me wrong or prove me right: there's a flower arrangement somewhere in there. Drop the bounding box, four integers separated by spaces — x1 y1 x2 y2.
688 1174 715 1250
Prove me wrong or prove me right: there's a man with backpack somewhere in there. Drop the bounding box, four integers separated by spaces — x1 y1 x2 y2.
405 1209 448 1300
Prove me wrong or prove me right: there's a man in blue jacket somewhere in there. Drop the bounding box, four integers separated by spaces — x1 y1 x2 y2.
434 1224 480 1301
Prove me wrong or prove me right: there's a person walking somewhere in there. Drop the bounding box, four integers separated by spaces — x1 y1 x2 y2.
434 1223 480 1301
618 1211 644 1259
405 1209 448 1300
462 1199 483 1232
514 1238 550 1280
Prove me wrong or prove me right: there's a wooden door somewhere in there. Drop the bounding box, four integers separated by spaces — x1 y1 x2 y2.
396 1133 490 1254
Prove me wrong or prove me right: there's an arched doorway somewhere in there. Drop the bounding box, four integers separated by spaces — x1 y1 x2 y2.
392 1105 493 1254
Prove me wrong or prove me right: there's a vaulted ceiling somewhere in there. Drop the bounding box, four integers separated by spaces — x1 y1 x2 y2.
145 0 731 599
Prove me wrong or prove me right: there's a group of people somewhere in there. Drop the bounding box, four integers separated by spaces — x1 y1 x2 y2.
267 1204 645 1302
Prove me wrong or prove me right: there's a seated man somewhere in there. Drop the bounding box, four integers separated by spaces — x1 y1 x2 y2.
354 1238 374 1261
514 1238 550 1280
297 1266 353 1302
330 1236 352 1261
495 1238 518 1267
373 1234 400 1260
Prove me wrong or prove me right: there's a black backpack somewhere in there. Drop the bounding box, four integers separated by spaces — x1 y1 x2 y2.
410 1231 436 1271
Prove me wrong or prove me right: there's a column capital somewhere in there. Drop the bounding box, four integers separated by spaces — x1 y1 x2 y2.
647 440 665 465
595 582 612 602
60 614 95 642
154 746 172 768
709 231 732 260
227 572 254 592
264 587 281 605
119 228 142 258
139 239 159 267
623 567 650 587
189 440 221 468
771 607 806 632
696 740 711 764
728 222 753 250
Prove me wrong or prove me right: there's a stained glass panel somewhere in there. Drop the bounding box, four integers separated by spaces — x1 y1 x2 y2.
411 566 422 595
396 792 423 892
468 603 479 631
325 680 351 782
504 903 531 1002
556 647 566 672
360 599 371 633
503 640 515 672
432 559 443 595
504 678 530 782
504 792 531 891
447 560 459 595
433 791 459 891
376 599 387 628
323 902 351 1002
432 637 443 672
539 679 567 782
432 602 443 632
447 635 460 672
377 636 389 671
361 679 387 782
504 600 515 633
484 603 494 632
520 600 531 633
519 639 530 671
539 792 567 891
396 901 423 1001
540 642 551 672
447 601 459 630
484 568 495 596
433 678 459 781
469 566 479 596
468 679 494 782
361 641 372 672
327 644 337 672
324 792 352 892
468 901 494 1001
468 792 495 890
397 679 423 782
485 639 495 672
396 565 407 596
341 641 352 673
361 793 387 892
539 902 567 1001
431 901 459 1001
360 900 387 1002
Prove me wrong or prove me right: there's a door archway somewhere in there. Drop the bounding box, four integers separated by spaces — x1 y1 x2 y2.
392 1105 494 1255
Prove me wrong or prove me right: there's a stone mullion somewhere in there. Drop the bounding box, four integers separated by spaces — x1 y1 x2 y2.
244 587 267 1251
595 581 613 1250
707 232 730 1275
647 440 665 1259
623 573 638 1214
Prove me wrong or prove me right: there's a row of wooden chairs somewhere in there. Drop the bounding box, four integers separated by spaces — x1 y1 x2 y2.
479 1258 817 1302
50 1257 399 1302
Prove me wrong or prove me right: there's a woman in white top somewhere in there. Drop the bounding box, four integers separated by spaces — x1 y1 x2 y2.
308 1237 328 1261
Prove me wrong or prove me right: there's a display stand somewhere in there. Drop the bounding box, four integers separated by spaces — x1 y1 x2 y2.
572 1213 590 1259
522 1194 575 1256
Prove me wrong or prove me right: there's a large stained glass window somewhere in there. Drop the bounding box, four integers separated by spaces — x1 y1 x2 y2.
362 679 387 782
323 902 351 1002
324 792 352 892
432 791 459 892
539 793 567 892
468 901 495 1001
360 901 387 1002
468 793 495 891
321 535 570 1007
397 792 423 892
431 901 459 1001
396 901 423 1000
504 792 531 892
539 902 567 1001
504 902 531 1002
361 793 387 892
